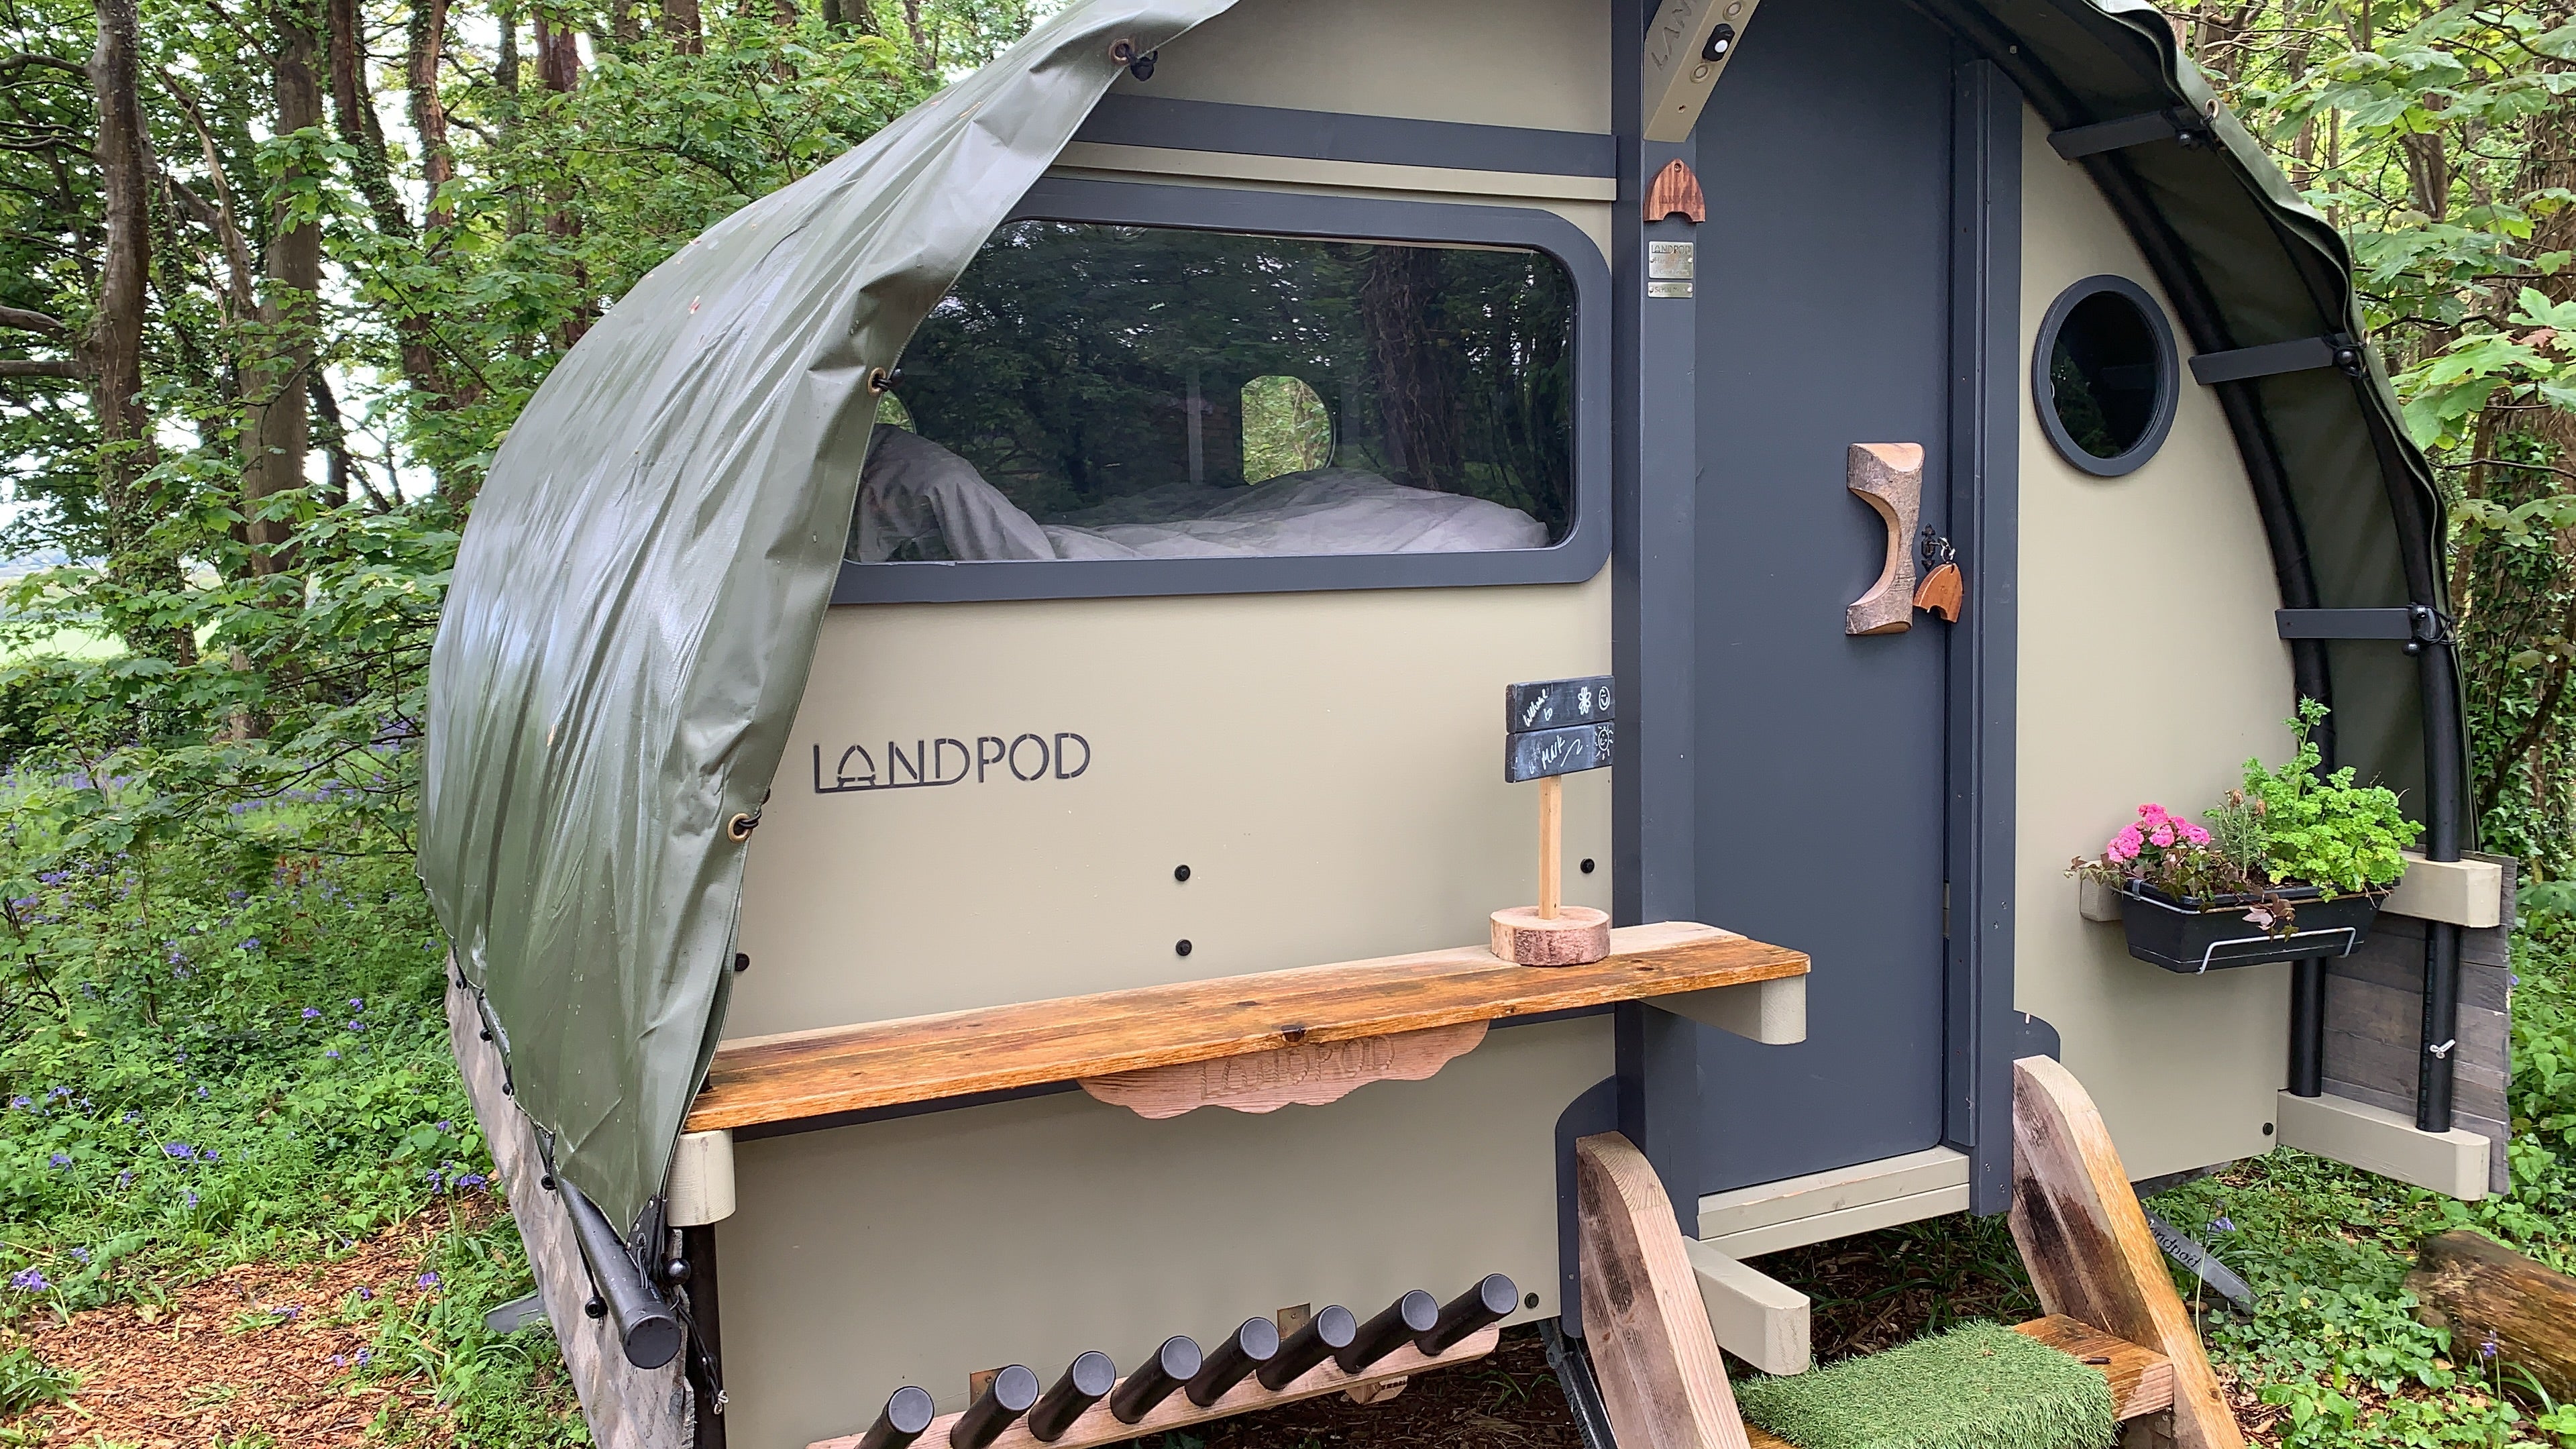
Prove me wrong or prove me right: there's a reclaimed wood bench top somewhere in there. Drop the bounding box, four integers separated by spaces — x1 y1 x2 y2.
687 920 1805 1132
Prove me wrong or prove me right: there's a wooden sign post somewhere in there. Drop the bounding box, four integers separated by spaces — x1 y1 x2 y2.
1494 677 1615 966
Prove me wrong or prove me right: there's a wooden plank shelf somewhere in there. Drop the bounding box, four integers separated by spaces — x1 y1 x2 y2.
1738 1315 2174 1449
690 921 1805 1132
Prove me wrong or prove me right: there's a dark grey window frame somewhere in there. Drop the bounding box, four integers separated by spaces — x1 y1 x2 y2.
2031 272 2180 478
831 177 1613 605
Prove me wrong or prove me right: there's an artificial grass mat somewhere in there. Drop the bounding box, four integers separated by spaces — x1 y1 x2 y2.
1733 1320 2118 1449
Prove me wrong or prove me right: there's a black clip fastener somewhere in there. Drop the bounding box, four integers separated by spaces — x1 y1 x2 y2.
2047 105 2216 160
2190 334 2369 386
2275 604 2453 655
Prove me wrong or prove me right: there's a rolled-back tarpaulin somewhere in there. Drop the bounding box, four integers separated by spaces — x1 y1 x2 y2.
419 0 1236 1230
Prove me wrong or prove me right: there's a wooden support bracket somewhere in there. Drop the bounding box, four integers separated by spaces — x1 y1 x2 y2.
806 1328 1499 1449
1079 1020 1489 1119
1844 443 1923 637
1576 1133 1753 1449
2008 1056 2245 1449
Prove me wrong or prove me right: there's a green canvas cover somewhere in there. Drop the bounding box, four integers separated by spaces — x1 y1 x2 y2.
419 0 1235 1230
419 0 2455 1235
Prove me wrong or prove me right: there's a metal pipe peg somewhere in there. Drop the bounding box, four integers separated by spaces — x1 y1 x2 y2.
1334 1290 1438 1375
1257 1304 1356 1389
1417 1274 1517 1355
1027 1352 1116 1442
1108 1336 1201 1424
1185 1316 1280 1406
855 1386 936 1449
949 1364 1038 1449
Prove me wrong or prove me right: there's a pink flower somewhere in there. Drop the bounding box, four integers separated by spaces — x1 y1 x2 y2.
2108 826 2144 863
2178 820 2211 847
2149 824 2176 847
2137 803 2168 823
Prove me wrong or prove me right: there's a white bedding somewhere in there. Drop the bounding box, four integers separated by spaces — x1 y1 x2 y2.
852 424 1547 562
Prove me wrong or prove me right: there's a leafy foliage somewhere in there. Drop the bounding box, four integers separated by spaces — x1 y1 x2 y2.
2241 698 2426 894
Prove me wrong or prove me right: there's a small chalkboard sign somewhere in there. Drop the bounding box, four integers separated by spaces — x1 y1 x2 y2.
1503 676 1617 783
1495 676 1617 963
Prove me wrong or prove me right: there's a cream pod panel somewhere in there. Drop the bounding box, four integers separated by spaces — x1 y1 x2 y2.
2011 105 2298 1183
731 574 1615 1038
714 1014 1609 1449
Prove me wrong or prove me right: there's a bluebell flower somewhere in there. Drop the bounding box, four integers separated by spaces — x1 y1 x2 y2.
356 1348 371 1364
122 1110 140 1124
276 1305 300 1320
48 1086 70 1099
8 1096 28 1110
68 1248 88 1265
302 1008 321 1020
331 1354 347 1368
115 1171 132 1187
2210 1216 2237 1234
185 1190 199 1208
417 1272 439 1289
164 1142 194 1159
9 1269 48 1292
349 998 364 1012
345 1019 364 1032
195 1085 209 1100
325 1049 341 1059
437 1120 453 1132
358 1285 373 1301
203 1149 219 1162
240 938 260 952
2481 1334 2500 1361
458 1173 488 1190
49 1152 69 1168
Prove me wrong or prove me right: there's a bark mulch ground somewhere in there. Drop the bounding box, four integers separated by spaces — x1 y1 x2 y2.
1 1215 467 1449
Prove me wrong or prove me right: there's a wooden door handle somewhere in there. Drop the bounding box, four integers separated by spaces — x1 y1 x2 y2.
1845 442 1925 636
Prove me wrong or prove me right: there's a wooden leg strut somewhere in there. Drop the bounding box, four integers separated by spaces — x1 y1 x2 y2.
1575 1132 1753 1449
2007 1057 2245 1449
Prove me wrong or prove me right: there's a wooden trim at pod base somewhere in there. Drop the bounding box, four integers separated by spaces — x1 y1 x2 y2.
1576 1132 1752 1449
805 1328 1501 1449
688 923 1805 1132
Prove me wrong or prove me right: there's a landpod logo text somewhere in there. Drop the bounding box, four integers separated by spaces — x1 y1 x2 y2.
811 733 1091 794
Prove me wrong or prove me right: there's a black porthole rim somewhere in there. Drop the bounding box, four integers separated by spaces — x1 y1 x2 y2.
2031 272 2182 479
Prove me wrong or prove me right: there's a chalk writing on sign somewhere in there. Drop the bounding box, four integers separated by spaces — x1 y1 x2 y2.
812 733 1090 794
1505 675 1614 733
1505 722 1615 784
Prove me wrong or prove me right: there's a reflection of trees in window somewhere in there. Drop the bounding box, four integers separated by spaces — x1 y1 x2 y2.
893 221 1576 541
1242 376 1333 483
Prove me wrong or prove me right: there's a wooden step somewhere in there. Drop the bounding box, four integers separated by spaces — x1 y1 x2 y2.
1737 1316 2173 1448
689 922 1805 1131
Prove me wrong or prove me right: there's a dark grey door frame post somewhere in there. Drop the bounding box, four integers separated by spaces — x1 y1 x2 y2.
1612 0 1709 1235
1941 55 2023 1216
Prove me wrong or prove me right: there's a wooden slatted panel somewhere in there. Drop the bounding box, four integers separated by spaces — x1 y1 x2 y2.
1736 1316 2173 1448
690 922 1804 1130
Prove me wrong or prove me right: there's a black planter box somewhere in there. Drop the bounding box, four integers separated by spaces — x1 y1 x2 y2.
2118 879 2383 974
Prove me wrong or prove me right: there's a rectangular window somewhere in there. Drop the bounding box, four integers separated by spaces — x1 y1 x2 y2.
849 220 1578 567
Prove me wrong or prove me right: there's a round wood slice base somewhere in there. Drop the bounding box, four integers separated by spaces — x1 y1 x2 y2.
1490 906 1611 967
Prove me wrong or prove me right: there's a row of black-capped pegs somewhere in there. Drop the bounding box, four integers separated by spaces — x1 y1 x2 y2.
853 1275 1518 1449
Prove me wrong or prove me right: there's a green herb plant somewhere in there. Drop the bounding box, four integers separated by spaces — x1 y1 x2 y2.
2241 699 2424 897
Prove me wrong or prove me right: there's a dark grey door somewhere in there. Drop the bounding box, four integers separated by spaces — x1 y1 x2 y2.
1688 0 1957 1192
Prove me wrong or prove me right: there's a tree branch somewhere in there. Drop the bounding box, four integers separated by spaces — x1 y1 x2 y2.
0 358 84 377
0 305 65 334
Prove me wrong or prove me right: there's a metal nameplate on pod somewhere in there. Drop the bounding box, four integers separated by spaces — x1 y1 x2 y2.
1506 722 1615 782
1646 241 1696 299
1506 675 1615 733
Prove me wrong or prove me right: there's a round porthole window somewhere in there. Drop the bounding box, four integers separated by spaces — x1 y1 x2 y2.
2033 274 2179 477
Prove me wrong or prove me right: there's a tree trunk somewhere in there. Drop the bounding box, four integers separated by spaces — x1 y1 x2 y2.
85 0 197 664
2407 1230 2576 1403
1362 247 1464 495
535 10 591 348
660 0 702 54
409 0 454 226
241 0 324 581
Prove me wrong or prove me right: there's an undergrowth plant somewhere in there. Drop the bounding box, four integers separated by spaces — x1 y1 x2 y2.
2241 699 2424 897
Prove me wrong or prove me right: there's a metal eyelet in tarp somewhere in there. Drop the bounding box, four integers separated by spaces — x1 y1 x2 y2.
419 0 1239 1232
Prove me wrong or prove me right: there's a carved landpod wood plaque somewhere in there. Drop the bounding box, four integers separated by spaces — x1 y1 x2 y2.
1079 1020 1490 1119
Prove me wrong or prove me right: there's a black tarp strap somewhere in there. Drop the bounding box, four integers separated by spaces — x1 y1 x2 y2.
2275 605 2451 645
2046 105 2214 160
2192 335 2369 385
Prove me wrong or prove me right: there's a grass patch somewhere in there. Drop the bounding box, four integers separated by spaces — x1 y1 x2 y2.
1736 1320 2116 1449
